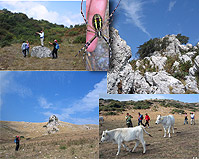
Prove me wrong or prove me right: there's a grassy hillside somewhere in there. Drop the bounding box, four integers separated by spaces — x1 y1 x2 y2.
0 121 99 158
0 9 87 70
99 98 199 116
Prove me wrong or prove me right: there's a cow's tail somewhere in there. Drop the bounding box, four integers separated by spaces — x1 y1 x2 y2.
141 125 152 137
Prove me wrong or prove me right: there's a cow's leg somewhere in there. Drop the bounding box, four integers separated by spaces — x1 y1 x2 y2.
140 139 146 154
172 125 174 134
132 140 139 152
168 126 171 138
122 142 131 152
163 127 167 137
116 142 121 156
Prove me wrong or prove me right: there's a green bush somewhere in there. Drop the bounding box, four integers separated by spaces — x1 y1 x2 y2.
73 35 86 43
60 145 67 150
171 109 185 114
104 111 117 116
68 31 78 36
137 38 162 58
176 34 189 44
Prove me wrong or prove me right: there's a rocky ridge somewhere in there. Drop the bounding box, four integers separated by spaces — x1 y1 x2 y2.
108 27 199 94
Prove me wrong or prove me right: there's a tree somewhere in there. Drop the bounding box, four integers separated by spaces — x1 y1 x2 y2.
176 34 189 44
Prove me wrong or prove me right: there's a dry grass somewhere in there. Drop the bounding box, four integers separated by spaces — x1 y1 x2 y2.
99 107 199 159
0 41 86 70
0 121 99 159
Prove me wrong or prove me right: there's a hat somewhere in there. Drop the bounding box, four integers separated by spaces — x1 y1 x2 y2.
54 40 57 43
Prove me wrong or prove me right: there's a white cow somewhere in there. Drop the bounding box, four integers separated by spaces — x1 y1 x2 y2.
99 116 104 126
155 115 175 138
100 125 152 156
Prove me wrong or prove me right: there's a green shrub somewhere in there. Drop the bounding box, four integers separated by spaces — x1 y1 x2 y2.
73 35 86 43
104 111 117 116
60 145 67 150
176 34 189 44
68 31 78 36
171 109 185 114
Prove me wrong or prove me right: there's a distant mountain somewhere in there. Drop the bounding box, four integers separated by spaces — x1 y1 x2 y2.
108 28 199 94
0 9 86 47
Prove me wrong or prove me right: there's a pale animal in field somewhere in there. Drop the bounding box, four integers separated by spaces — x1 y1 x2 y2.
100 125 152 156
155 115 175 138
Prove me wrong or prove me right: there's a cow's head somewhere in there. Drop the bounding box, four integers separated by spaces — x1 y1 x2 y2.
155 115 162 124
101 130 109 143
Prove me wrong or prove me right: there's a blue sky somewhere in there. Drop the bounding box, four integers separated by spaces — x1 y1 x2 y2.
0 1 86 27
0 71 107 125
110 0 199 58
100 94 199 103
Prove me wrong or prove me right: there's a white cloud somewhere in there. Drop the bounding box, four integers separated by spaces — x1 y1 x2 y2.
0 72 32 109
0 1 84 26
38 97 53 109
42 76 107 124
121 0 151 37
168 1 176 12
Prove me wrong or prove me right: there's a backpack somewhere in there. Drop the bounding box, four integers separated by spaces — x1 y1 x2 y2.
55 43 59 49
140 114 143 120
14 139 16 143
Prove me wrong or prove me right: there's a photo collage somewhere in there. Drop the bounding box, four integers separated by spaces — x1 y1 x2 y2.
0 0 198 158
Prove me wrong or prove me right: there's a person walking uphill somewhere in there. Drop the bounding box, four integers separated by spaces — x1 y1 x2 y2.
21 41 27 57
49 40 59 59
144 113 150 128
125 113 133 128
138 112 144 126
36 30 44 46
15 136 20 151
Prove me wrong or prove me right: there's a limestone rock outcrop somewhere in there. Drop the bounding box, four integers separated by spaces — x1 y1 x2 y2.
31 46 52 58
44 115 60 134
108 28 199 94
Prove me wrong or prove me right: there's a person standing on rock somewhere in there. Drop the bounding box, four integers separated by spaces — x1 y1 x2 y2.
125 113 133 128
26 40 30 57
14 136 20 151
36 30 44 47
21 41 27 57
49 40 59 59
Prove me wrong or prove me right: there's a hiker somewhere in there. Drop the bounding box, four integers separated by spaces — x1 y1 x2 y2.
49 40 59 59
15 136 20 151
125 113 133 128
144 113 150 128
21 41 27 57
184 113 188 125
26 40 30 56
36 30 44 46
190 112 195 125
138 112 144 126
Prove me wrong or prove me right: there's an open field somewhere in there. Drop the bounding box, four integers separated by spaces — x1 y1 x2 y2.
0 42 86 70
0 121 99 159
99 107 199 159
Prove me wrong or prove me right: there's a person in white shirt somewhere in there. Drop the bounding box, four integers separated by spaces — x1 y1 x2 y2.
190 112 195 125
36 30 44 46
